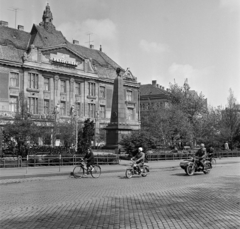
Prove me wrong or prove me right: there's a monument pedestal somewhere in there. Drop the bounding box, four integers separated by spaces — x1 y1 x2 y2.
105 124 132 149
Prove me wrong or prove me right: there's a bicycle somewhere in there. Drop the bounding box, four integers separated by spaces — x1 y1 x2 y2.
73 158 101 178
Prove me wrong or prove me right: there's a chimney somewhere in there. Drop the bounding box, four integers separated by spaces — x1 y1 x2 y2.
73 40 79 45
152 80 157 86
0 21 8 27
156 84 159 88
18 25 24 31
90 44 94 49
100 45 102 52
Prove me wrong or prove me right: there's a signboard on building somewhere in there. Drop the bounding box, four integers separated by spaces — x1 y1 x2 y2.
50 53 77 66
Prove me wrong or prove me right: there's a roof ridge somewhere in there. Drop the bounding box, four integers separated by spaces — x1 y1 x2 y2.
97 50 120 69
0 26 30 35
33 25 47 47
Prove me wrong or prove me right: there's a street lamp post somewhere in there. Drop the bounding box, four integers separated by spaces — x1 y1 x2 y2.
75 115 78 153
94 111 99 147
70 105 78 153
52 103 60 147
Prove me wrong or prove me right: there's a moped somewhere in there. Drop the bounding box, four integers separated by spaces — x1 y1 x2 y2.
125 159 150 178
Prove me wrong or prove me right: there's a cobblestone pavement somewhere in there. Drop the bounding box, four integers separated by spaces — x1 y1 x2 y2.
0 163 239 229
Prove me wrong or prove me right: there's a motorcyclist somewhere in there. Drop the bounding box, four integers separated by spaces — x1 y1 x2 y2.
195 143 207 170
131 147 145 174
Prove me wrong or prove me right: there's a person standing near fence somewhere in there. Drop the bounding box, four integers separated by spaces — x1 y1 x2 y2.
224 142 229 150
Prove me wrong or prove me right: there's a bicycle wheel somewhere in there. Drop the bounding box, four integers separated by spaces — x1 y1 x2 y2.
90 165 101 178
73 166 85 178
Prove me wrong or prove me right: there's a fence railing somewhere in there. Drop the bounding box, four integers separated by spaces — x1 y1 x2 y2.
0 150 239 168
147 150 240 161
0 154 120 168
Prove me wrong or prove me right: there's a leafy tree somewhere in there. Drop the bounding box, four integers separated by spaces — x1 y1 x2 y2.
194 107 222 148
219 89 240 148
77 118 95 154
169 79 207 123
119 130 157 156
3 93 50 156
57 120 75 148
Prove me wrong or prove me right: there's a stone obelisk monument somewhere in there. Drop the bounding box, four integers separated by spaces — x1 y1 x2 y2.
105 68 133 149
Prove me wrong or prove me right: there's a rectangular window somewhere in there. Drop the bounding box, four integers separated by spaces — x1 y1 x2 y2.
88 103 96 118
44 100 50 114
28 97 38 114
61 80 66 93
44 78 50 91
9 96 18 112
28 73 39 89
127 108 134 120
88 82 96 96
10 72 19 87
75 82 81 95
99 86 105 98
99 105 106 119
126 90 132 101
60 101 66 116
75 103 81 116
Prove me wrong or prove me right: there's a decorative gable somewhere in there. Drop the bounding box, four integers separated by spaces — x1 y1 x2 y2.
122 68 137 82
23 44 97 74
41 46 85 70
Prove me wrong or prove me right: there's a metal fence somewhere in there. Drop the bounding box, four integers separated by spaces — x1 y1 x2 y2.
0 150 239 168
0 154 120 168
147 150 240 161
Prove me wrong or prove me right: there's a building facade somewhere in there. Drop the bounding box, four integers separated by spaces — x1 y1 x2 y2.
140 80 170 112
0 4 140 146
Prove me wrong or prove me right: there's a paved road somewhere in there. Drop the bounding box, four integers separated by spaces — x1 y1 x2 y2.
0 163 239 229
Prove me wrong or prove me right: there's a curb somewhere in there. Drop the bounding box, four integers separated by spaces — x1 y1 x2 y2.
0 166 180 180
0 160 239 180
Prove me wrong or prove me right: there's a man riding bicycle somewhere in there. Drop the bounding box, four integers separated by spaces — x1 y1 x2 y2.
131 147 145 174
195 143 207 170
84 148 94 173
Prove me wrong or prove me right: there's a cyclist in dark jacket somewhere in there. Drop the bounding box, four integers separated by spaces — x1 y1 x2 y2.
84 148 94 171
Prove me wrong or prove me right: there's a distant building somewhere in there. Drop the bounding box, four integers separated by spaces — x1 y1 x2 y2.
0 4 140 145
140 80 171 112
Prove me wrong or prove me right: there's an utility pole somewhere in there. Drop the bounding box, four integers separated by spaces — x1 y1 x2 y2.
8 7 21 28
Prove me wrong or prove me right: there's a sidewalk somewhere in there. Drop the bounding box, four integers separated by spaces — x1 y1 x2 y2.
0 157 239 180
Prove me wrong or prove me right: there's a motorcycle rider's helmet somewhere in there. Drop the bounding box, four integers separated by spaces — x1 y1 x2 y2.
200 143 205 148
138 147 143 152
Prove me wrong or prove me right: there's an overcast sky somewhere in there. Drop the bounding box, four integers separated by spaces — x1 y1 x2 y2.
0 0 239 107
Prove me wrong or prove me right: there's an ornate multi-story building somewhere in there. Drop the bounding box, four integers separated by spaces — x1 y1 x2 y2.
0 4 140 146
